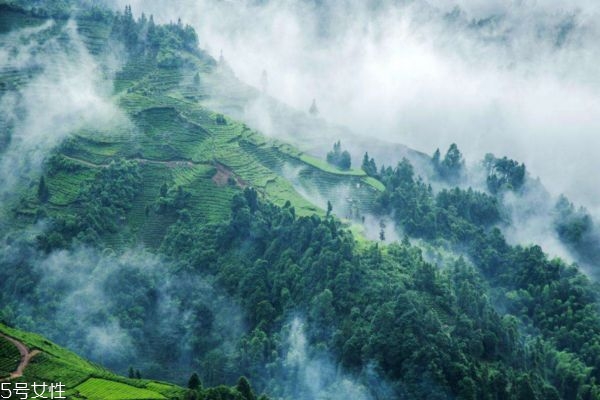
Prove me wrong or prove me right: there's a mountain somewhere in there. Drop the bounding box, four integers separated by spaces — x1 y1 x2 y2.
1 1 600 400
0 0 389 240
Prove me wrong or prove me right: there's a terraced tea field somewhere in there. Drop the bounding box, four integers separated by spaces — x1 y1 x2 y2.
0 324 184 399
76 378 166 400
0 336 20 379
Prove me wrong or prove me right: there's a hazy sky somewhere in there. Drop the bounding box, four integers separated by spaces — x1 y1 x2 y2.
111 0 600 211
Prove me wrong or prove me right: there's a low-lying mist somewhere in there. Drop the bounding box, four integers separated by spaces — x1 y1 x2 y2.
277 317 380 400
0 239 245 382
0 19 127 201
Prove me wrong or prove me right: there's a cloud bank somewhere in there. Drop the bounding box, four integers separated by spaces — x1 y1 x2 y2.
110 0 600 212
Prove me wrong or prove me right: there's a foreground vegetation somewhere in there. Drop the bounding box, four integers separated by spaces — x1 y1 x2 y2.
0 323 267 400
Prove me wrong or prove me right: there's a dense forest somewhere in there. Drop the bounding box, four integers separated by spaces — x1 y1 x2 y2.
5 152 600 399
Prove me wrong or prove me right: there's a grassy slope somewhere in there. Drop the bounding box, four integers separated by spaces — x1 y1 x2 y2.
0 323 183 399
3 6 385 251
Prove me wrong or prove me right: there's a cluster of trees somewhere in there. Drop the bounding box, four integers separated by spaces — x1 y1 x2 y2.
483 154 526 194
432 143 465 182
376 158 500 240
152 185 599 399
371 156 600 399
155 183 192 216
326 141 351 170
36 159 141 251
46 153 84 175
361 152 378 178
553 195 600 278
5 2 202 68
182 375 268 400
0 1 76 19
109 4 201 67
554 195 593 246
216 114 227 125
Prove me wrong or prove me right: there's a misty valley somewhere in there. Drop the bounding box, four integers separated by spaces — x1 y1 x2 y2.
2 1 600 400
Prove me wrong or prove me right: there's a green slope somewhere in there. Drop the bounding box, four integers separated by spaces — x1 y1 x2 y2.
2 4 385 250
0 2 387 389
0 323 182 399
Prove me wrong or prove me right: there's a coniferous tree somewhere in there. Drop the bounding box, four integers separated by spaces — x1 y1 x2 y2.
160 182 168 197
441 143 464 179
38 175 50 203
362 152 378 177
236 376 256 400
339 150 351 170
147 15 158 48
326 141 351 170
188 372 202 391
431 148 441 171
184 390 199 400
309 99 318 115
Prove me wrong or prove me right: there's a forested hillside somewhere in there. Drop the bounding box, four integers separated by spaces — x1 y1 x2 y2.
1 1 600 400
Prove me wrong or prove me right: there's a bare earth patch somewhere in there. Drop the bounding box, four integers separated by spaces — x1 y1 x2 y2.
211 162 246 188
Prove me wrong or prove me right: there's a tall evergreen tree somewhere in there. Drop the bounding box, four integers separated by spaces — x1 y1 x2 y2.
38 175 49 202
188 372 202 391
236 376 256 400
309 99 318 115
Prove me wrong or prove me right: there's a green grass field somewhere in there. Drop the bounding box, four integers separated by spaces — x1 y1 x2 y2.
76 378 166 400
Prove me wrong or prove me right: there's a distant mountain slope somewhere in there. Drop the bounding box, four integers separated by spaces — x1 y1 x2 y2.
0 1 429 243
0 2 389 248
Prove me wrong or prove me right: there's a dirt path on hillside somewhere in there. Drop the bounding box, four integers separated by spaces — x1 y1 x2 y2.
0 333 40 381
62 154 205 169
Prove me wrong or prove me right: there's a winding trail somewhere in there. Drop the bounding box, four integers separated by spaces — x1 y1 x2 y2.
0 333 40 381
61 154 206 169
